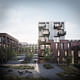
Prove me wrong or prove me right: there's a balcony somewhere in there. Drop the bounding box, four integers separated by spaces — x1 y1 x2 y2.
39 22 45 24
39 24 46 27
54 22 64 30
40 45 45 50
43 29 50 36
46 44 50 48
57 30 66 37
54 23 61 29
39 37 45 42
39 31 43 36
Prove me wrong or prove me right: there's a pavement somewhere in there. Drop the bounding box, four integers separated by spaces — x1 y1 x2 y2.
1 53 64 80
0 63 64 80
33 63 64 80
7 54 26 64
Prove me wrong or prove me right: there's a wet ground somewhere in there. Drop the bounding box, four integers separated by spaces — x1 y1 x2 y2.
0 63 64 80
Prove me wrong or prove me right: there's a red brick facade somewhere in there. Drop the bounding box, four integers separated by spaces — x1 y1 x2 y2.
38 40 80 64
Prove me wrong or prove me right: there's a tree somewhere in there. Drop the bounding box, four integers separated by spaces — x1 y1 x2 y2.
24 47 34 63
44 48 53 62
7 46 17 60
24 53 33 63
44 48 51 56
0 46 5 64
65 56 72 66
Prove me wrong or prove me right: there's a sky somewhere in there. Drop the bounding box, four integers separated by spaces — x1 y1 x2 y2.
0 0 80 44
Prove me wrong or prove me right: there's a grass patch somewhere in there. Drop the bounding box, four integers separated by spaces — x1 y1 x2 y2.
43 64 54 69
21 61 28 64
74 64 80 69
0 75 50 80
57 65 80 80
9 65 34 69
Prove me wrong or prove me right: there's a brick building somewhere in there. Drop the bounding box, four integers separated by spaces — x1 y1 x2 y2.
0 33 18 63
38 22 80 64
49 40 80 64
38 22 66 63
38 22 50 62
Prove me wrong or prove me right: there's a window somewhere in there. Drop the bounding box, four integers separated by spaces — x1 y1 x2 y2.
62 57 65 62
3 44 6 48
65 51 67 56
42 52 44 56
58 50 60 56
39 37 45 42
57 57 60 64
40 45 44 49
45 37 48 42
78 51 80 57
43 29 49 35
71 50 74 64
39 31 43 36
54 37 59 42
61 43 63 49
71 50 74 56
46 45 50 48
0 37 1 42
68 43 70 48
56 43 58 49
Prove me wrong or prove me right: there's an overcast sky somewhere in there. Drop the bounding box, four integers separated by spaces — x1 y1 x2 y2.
0 0 80 44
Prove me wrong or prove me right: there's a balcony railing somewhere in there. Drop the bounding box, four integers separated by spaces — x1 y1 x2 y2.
40 46 45 50
57 31 66 37
54 22 64 30
43 29 49 35
39 24 46 28
39 37 45 42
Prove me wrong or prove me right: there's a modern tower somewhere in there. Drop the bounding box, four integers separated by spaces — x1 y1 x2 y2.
38 22 66 62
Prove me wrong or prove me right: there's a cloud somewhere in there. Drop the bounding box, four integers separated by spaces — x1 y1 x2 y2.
0 0 80 43
65 22 80 40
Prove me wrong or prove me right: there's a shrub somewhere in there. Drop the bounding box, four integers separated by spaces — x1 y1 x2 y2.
43 64 54 69
74 64 80 69
9 65 34 69
0 75 49 80
24 53 33 63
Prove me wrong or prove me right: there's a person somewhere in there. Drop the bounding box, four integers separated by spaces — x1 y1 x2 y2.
34 60 37 67
34 60 37 63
